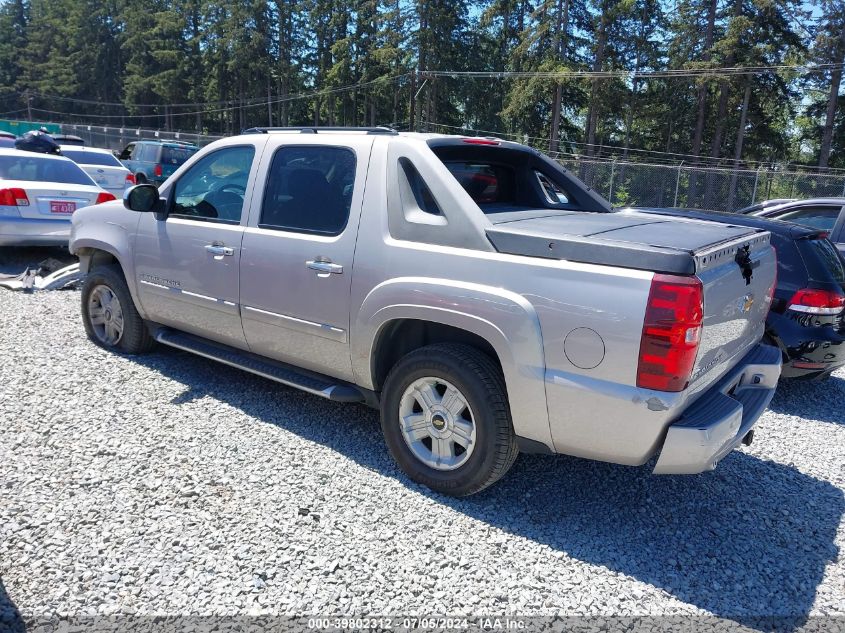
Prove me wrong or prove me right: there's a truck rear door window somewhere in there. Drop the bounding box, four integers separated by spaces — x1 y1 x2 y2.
259 146 356 235
443 162 515 205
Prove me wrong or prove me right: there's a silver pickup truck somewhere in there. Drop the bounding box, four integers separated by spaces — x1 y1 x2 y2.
70 128 781 496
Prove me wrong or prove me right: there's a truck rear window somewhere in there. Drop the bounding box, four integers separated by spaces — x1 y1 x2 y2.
443 162 515 205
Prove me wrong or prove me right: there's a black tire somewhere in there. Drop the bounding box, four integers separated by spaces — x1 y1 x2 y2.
81 264 155 354
380 343 519 496
135 173 146 184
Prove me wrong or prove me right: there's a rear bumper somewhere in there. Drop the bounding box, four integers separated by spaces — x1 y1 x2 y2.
0 216 71 246
653 343 781 474
774 321 845 379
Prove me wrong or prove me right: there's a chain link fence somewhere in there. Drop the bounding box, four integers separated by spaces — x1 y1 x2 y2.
52 122 223 151
559 158 845 212
7 119 845 212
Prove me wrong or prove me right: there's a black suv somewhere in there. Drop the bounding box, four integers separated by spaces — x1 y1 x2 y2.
635 207 845 380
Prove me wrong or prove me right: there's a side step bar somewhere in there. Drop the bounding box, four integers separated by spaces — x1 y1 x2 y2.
154 329 365 403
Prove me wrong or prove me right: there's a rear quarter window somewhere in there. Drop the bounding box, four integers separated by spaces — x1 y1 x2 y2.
799 238 845 283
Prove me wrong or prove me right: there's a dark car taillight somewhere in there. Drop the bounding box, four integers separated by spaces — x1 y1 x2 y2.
153 164 163 178
637 274 704 392
787 289 845 315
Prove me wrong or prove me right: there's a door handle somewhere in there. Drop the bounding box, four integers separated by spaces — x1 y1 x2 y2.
306 260 343 276
205 244 234 257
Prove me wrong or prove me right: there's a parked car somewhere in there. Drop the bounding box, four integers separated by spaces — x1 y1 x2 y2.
52 134 85 146
0 148 116 246
70 129 780 496
60 145 135 195
739 198 845 257
0 131 15 149
117 139 199 186
633 207 845 380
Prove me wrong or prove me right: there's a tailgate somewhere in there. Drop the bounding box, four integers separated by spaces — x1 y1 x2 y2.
691 233 776 387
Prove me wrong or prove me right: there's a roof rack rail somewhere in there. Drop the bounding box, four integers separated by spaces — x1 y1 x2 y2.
241 126 398 136
137 138 199 146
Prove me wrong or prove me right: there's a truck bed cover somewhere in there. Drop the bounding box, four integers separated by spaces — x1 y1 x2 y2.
485 210 769 275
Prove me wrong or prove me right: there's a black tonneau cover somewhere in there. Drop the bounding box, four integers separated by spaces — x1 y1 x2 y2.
485 210 768 275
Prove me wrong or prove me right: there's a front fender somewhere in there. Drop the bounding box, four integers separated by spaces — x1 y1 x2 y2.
71 208 146 318
352 277 552 450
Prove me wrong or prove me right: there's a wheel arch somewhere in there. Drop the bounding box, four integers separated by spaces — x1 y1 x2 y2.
353 278 553 451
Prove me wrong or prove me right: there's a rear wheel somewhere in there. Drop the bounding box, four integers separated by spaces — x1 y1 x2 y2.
380 343 518 496
81 265 155 354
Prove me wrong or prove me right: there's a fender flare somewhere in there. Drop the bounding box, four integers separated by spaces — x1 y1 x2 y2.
72 236 146 319
352 277 553 450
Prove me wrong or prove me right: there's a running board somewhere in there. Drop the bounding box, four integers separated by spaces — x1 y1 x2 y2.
154 329 365 403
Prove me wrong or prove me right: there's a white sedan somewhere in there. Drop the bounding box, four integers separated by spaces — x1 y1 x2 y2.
59 145 135 195
0 148 116 246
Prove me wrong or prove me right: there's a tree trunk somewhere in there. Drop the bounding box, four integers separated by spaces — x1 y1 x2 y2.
819 19 845 168
687 0 718 206
584 3 610 157
727 82 751 211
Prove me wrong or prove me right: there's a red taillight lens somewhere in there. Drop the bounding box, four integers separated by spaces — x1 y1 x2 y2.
153 164 163 177
0 187 30 206
125 173 136 185
787 288 845 315
637 274 704 392
95 192 116 204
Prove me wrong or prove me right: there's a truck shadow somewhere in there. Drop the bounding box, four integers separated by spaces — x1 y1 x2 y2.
0 577 25 633
137 350 843 630
767 374 845 426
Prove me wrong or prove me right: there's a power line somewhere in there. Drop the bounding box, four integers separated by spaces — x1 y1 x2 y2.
424 62 845 80
12 73 409 119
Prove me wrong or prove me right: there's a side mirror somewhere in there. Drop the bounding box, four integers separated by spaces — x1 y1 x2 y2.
123 184 163 213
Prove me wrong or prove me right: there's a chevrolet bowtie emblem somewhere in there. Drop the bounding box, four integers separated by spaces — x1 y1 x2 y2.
741 293 755 313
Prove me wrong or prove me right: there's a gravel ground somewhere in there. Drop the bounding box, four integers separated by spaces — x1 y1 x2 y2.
1 285 843 628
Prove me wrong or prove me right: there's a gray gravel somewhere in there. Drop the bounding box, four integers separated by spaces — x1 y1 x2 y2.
1 289 843 625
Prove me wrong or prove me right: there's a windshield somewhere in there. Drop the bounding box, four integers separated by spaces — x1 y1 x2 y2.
0 155 96 186
62 150 123 168
161 146 197 166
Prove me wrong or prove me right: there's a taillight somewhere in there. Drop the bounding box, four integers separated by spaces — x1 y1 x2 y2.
787 289 845 315
95 192 116 204
125 173 136 185
153 164 163 177
637 274 704 392
0 187 30 206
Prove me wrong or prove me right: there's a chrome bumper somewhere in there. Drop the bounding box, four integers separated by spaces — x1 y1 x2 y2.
0 217 71 246
653 344 782 474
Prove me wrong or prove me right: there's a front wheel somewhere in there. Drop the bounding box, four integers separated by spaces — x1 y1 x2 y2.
81 265 155 354
380 343 518 496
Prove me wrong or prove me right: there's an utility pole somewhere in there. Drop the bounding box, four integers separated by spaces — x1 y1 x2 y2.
409 70 416 132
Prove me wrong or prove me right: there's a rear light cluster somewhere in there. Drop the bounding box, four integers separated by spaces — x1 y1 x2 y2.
637 274 704 392
0 187 30 207
95 192 117 204
153 164 163 177
787 289 845 315
125 173 136 185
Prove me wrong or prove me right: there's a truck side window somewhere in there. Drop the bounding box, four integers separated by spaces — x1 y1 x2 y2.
259 146 356 235
170 145 255 223
399 158 441 215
